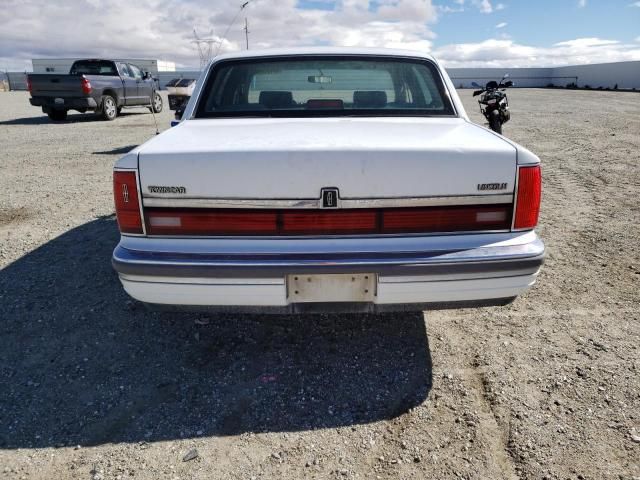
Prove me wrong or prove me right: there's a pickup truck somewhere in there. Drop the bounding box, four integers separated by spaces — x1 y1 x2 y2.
28 59 163 121
111 47 544 314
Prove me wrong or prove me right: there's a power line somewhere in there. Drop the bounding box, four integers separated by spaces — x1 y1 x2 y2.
192 2 252 70
214 1 252 56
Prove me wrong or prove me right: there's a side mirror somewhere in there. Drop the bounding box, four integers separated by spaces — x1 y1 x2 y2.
471 82 481 88
503 80 514 87
143 72 151 80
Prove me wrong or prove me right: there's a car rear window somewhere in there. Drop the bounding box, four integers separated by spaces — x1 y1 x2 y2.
70 61 118 76
195 56 455 118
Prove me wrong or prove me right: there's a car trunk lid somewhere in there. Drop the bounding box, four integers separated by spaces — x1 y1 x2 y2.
137 117 516 201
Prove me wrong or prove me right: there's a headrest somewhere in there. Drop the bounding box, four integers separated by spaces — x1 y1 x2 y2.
259 91 294 108
353 91 387 108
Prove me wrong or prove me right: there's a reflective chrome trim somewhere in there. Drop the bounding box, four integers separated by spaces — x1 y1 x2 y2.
112 236 544 279
142 194 514 209
511 163 521 230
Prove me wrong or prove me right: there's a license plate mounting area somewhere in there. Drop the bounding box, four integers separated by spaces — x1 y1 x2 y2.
287 273 375 303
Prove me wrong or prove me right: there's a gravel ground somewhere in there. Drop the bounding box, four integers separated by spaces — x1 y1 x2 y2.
1 89 639 480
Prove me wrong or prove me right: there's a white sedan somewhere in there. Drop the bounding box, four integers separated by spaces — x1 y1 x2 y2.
111 47 544 313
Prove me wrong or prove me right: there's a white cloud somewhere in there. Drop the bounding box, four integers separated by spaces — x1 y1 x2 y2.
495 22 508 28
439 4 464 13
472 0 493 13
0 1 638 71
0 0 439 69
629 1 640 6
435 37 640 67
578 0 587 7
554 38 620 47
495 3 506 10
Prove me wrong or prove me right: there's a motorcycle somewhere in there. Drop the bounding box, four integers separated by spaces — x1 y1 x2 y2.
472 74 514 135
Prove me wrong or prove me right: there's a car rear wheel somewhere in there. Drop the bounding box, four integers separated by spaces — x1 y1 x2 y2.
47 110 67 122
488 110 502 134
101 95 118 121
150 92 163 113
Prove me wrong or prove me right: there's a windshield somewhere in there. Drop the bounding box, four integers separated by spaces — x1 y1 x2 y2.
70 60 118 76
195 56 455 118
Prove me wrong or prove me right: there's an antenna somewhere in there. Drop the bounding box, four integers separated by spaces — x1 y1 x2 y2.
244 17 250 50
192 28 216 71
214 1 252 56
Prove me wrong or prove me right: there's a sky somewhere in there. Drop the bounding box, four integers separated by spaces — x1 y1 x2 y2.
0 0 639 71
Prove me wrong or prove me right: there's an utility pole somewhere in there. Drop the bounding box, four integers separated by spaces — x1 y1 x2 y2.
244 17 250 50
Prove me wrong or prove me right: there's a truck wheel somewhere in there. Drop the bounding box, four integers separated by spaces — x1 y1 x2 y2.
488 110 502 134
101 95 118 121
150 92 163 113
47 110 68 122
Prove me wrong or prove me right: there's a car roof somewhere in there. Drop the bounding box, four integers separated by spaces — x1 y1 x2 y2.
211 46 437 63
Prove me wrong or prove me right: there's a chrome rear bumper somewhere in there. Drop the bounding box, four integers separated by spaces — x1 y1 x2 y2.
112 231 544 312
113 231 543 278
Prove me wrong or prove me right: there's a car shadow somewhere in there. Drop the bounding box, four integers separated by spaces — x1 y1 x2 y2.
0 217 432 449
0 112 148 126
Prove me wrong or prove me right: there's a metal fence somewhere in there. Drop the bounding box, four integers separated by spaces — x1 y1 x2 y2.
5 72 28 90
449 75 579 89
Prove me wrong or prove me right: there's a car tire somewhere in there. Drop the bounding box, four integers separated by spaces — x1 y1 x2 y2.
47 110 68 122
150 92 163 113
488 110 502 134
101 95 118 121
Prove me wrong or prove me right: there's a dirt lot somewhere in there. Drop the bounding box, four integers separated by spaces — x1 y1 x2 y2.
1 89 639 480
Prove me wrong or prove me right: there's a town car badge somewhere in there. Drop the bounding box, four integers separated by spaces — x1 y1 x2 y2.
148 185 187 194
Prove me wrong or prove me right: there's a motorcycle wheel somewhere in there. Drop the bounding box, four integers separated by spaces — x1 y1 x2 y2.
488 110 502 134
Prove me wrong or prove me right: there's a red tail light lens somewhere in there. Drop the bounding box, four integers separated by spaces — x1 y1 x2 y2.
81 75 92 94
113 171 143 234
146 210 277 235
144 205 512 236
27 77 33 94
282 210 377 234
514 165 542 230
383 205 511 233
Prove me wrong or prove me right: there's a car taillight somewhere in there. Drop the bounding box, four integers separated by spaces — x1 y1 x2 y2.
147 210 277 235
383 205 511 233
81 75 92 94
113 171 143 234
27 77 32 94
144 205 512 236
282 210 377 234
513 165 542 230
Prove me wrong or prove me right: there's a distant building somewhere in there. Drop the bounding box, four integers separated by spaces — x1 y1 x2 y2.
31 58 176 75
